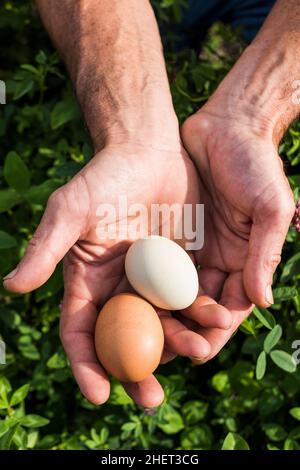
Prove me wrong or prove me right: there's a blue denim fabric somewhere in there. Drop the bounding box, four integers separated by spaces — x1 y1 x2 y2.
166 0 276 48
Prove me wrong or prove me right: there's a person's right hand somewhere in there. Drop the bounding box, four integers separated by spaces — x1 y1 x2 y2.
3 141 233 407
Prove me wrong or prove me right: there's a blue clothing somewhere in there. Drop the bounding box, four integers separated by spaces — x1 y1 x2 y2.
166 0 276 48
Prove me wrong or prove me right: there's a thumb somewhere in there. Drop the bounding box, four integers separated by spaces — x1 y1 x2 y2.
3 188 82 293
243 189 295 307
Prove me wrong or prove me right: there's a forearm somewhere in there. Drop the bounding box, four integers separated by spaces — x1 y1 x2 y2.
205 0 300 145
36 0 179 150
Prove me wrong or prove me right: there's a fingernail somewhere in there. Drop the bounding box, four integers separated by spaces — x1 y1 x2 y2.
3 266 19 281
265 284 274 305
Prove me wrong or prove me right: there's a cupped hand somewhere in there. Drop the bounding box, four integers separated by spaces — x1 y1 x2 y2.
180 107 295 361
3 141 233 407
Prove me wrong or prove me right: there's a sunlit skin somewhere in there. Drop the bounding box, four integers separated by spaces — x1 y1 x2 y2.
3 143 234 407
180 108 294 359
3 0 300 407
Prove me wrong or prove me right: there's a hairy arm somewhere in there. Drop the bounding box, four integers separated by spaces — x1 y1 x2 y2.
177 0 299 364
5 0 206 407
36 0 179 150
181 0 299 315
206 0 300 144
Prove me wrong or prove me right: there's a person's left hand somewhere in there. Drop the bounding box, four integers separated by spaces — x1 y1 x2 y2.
177 106 295 363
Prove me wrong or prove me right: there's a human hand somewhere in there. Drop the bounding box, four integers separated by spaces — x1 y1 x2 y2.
3 141 233 407
180 104 295 361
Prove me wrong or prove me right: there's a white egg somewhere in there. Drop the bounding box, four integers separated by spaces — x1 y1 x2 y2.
125 236 199 310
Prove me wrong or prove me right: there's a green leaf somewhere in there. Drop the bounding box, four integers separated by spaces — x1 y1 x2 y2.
270 350 297 373
99 427 109 444
35 264 63 301
27 430 39 449
256 351 267 380
1 309 22 329
18 338 40 361
158 405 184 435
240 318 256 335
121 422 136 432
50 97 80 130
221 432 250 450
280 252 300 282
182 400 208 424
181 424 213 449
0 399 7 410
20 414 49 428
13 80 34 100
0 188 22 213
24 179 61 206
46 349 67 369
266 444 280 450
10 384 30 406
0 420 10 437
13 426 28 449
258 387 284 417
37 434 61 450
0 423 19 450
290 408 300 421
284 438 300 450
252 307 276 330
35 50 47 64
4 151 30 193
0 376 11 402
290 426 300 439
109 383 133 406
288 174 300 189
225 418 237 432
211 371 230 394
273 286 298 302
263 423 287 441
21 64 39 74
264 325 282 353
0 231 16 249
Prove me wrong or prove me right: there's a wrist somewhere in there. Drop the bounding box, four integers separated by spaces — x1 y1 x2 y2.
76 75 180 152
96 107 181 153
204 41 300 146
94 114 181 154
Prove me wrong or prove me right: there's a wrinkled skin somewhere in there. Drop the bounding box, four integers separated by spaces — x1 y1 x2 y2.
3 143 233 407
3 107 295 407
180 108 295 358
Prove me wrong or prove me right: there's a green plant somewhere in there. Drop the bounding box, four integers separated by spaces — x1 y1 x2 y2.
0 376 49 449
0 0 299 451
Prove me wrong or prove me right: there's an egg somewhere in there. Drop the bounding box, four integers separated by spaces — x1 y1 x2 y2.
125 236 199 310
94 293 164 382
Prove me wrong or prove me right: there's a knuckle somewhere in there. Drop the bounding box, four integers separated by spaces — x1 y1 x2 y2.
181 115 197 140
181 113 212 142
268 193 295 223
47 188 66 211
180 112 212 144
26 233 40 252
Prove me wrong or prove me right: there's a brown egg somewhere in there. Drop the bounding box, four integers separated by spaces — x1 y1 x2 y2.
94 293 164 382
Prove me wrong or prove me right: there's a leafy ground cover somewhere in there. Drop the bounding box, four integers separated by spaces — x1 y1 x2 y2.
0 0 300 450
